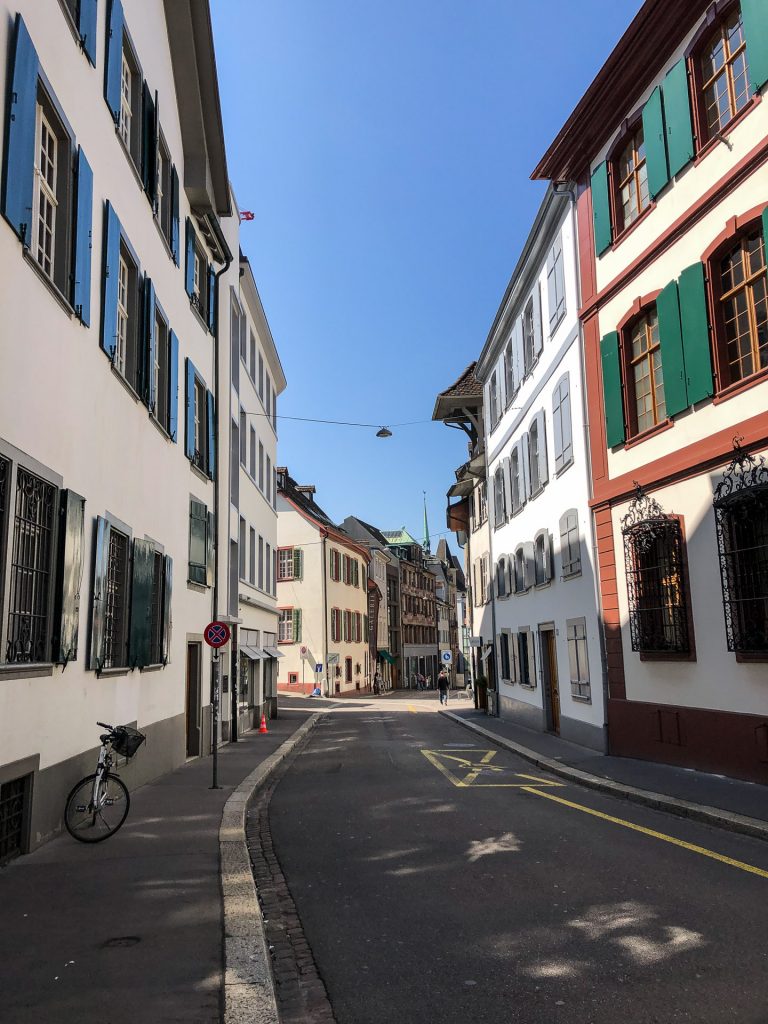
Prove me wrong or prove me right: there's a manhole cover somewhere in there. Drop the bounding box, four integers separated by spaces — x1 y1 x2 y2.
102 936 141 948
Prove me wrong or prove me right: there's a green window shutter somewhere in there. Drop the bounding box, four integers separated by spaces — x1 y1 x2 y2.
168 330 179 442
591 162 612 257
678 263 713 404
90 516 111 671
642 86 669 199
206 510 215 587
656 281 689 417
293 609 302 643
73 147 93 326
662 60 694 178
1 15 39 244
294 548 303 579
129 539 154 668
762 204 768 248
185 358 196 460
599 332 625 447
101 202 122 358
742 0 768 92
104 0 124 123
55 490 85 664
207 264 217 333
143 277 156 410
206 389 216 479
170 165 180 265
162 556 173 664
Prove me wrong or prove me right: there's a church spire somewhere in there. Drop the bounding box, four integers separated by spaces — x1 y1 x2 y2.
423 492 431 554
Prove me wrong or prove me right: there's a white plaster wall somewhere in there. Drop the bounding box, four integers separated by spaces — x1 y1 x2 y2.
611 460 768 716
0 1 224 770
275 503 323 686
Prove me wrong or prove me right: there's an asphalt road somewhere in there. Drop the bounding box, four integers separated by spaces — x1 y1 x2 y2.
268 695 768 1024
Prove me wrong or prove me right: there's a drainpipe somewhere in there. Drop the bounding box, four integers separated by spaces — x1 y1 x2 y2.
321 533 330 696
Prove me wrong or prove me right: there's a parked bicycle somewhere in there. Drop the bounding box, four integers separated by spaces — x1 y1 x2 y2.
64 722 145 843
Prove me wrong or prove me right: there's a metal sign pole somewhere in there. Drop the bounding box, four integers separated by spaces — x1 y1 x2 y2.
211 649 221 790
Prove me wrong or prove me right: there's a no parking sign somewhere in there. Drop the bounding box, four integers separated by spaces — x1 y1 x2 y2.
204 621 231 648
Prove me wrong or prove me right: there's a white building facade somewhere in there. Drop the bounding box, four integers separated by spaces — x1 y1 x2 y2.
477 187 607 749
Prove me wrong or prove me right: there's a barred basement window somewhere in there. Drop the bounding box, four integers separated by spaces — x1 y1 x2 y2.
622 487 689 655
103 527 129 669
713 440 768 654
6 468 56 664
0 776 28 865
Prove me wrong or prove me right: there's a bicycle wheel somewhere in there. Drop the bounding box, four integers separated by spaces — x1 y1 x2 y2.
64 773 130 843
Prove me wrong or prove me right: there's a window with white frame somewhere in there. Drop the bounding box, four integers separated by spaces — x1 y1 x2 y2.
118 42 140 167
156 135 172 247
560 509 581 578
528 411 548 497
498 631 511 680
193 379 207 472
517 629 535 687
534 529 552 586
567 618 590 699
153 309 171 433
33 103 59 282
278 608 301 644
115 245 140 391
489 371 499 429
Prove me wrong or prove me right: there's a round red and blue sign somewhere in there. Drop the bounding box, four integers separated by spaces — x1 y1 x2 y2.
204 621 231 648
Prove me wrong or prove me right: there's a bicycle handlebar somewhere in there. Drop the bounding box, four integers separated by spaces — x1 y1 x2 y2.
96 721 114 731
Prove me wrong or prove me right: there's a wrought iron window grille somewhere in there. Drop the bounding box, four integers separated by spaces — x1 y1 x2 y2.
621 483 690 655
713 437 768 654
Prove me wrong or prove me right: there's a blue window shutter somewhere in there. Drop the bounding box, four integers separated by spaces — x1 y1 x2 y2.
104 0 124 123
168 330 179 442
185 218 195 297
599 332 625 447
642 86 669 199
100 201 121 359
663 60 694 178
73 147 93 326
656 281 688 417
143 277 156 410
185 358 196 460
207 264 216 333
206 389 216 479
678 263 713 405
1 14 39 244
79 0 98 66
170 165 179 265
590 162 612 257
742 0 768 93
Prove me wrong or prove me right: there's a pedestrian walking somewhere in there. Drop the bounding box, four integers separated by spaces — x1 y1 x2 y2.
417 672 426 691
373 670 383 695
437 669 449 706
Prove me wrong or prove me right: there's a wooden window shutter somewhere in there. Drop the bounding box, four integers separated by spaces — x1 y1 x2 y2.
520 432 532 504
656 281 689 417
168 330 179 442
662 60 694 178
207 264 217 333
79 0 98 65
678 263 714 404
742 0 768 92
101 202 122 359
89 516 112 671
293 609 302 643
523 541 536 590
642 86 669 199
532 281 544 356
590 162 612 257
185 359 196 460
73 148 94 326
513 316 524 394
129 539 155 668
184 219 195 297
536 410 548 487
55 490 85 665
104 0 124 124
170 165 180 265
141 83 157 199
162 556 173 663
1 15 38 243
599 332 625 447
206 510 214 587
206 389 216 478
294 548 303 580
143 277 156 410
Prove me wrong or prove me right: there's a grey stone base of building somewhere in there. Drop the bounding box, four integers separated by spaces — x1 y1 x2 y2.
498 692 606 752
7 711 187 855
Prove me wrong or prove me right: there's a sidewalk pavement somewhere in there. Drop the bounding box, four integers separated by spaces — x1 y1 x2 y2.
0 698 316 1024
442 705 768 840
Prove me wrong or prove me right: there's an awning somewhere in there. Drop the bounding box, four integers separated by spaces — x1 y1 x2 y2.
240 646 267 661
378 650 395 665
264 646 285 658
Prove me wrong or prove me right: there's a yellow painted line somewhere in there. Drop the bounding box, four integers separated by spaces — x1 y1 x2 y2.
408 704 417 714
420 749 565 789
522 787 768 880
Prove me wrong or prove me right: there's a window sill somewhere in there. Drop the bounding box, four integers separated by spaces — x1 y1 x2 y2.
610 201 657 253
190 462 211 485
114 126 145 191
110 363 143 404
187 580 208 593
693 94 762 168
22 249 76 319
519 683 536 691
0 663 54 680
98 666 131 677
140 664 165 673
622 418 673 450
638 650 696 663
735 652 768 664
712 367 768 405
554 458 574 479
149 412 174 443
153 215 177 265
570 693 592 704
189 299 211 335
560 569 582 581
534 580 552 590
549 306 566 336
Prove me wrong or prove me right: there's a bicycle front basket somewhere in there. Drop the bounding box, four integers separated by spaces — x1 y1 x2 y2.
111 726 146 759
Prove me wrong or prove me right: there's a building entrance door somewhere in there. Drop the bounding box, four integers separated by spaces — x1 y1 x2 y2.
541 627 560 735
186 642 202 757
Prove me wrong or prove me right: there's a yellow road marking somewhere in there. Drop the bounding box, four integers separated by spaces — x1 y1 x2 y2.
522 787 768 880
408 704 417 714
421 749 565 789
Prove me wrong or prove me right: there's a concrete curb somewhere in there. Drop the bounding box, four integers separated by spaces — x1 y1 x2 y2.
220 713 323 1024
440 710 768 843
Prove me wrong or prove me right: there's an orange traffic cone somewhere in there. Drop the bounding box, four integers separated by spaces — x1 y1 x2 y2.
259 714 268 734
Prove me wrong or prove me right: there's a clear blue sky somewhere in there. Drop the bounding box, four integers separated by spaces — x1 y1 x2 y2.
210 0 641 551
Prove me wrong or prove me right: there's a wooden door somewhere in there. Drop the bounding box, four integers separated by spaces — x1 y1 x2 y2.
186 642 201 757
545 631 560 734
